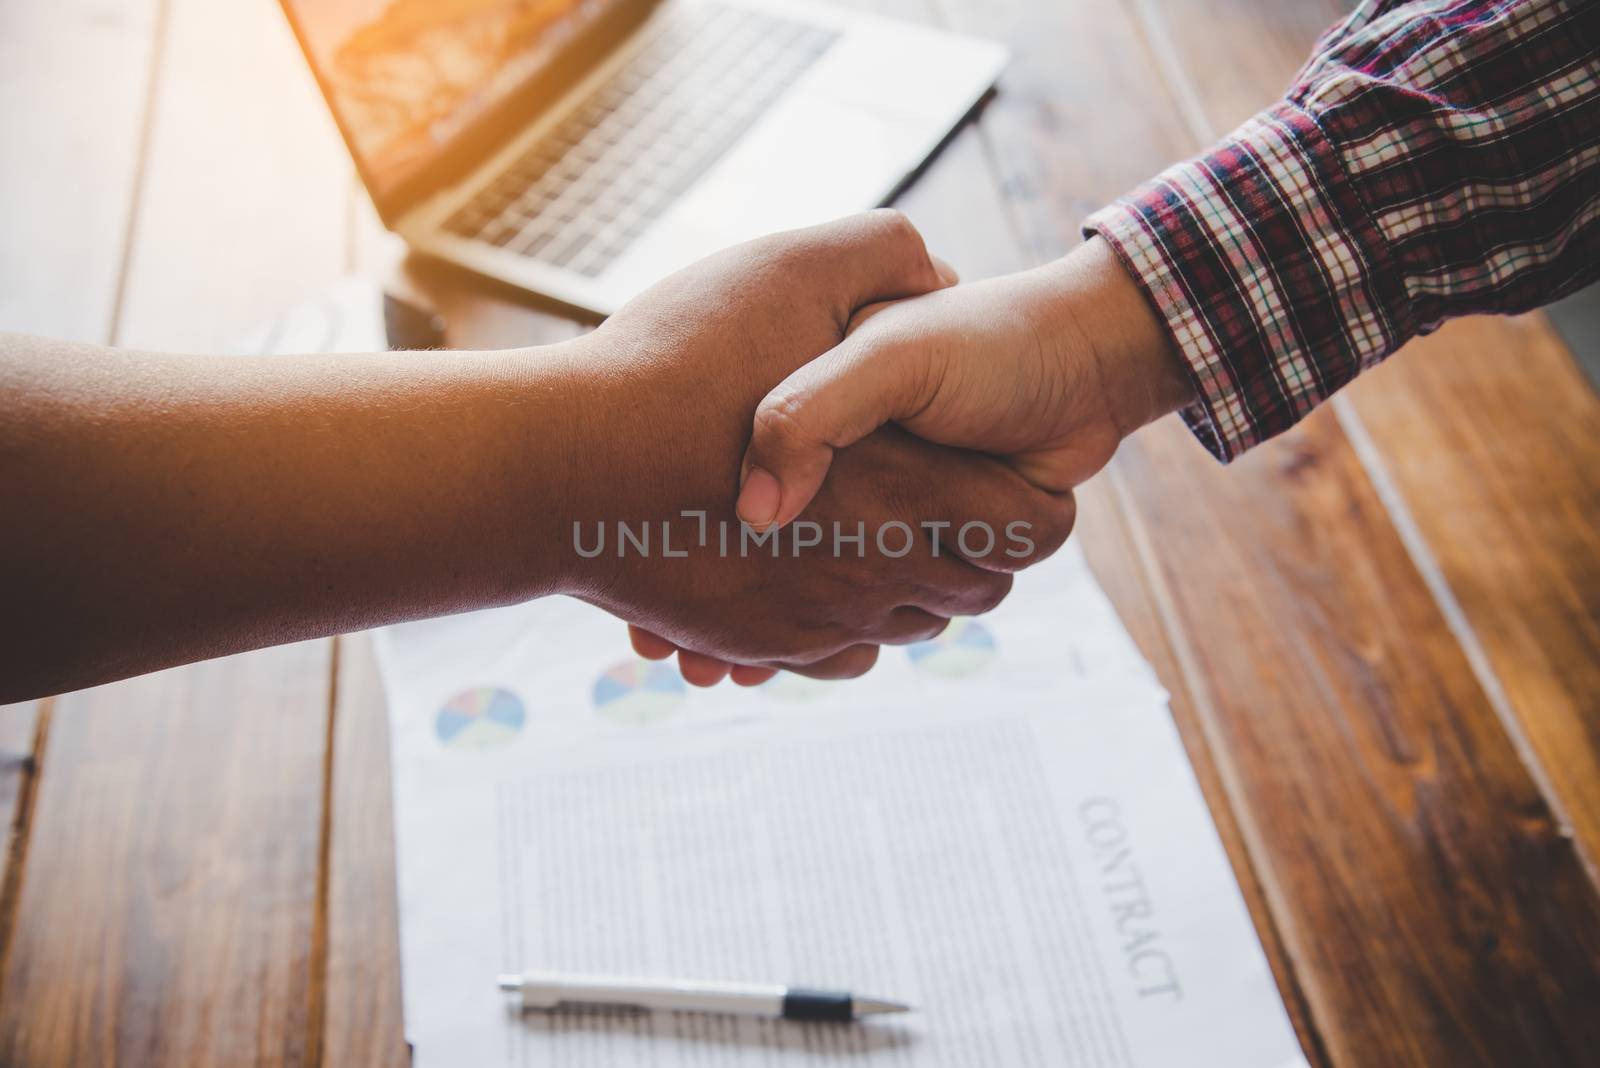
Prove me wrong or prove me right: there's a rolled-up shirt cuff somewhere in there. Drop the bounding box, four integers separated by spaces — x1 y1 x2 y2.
1084 100 1411 462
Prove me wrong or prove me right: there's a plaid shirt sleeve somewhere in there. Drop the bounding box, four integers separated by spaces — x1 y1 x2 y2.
1084 0 1600 461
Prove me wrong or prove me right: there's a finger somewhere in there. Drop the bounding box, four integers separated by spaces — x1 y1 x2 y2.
737 330 932 531
730 665 779 687
677 649 732 687
901 557 1016 618
735 213 957 533
857 431 1076 576
629 625 678 660
781 643 881 681
976 487 1077 573
785 209 954 324
919 451 1078 575
877 607 952 646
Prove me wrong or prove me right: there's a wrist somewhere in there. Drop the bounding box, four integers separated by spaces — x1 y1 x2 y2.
522 326 729 607
1041 238 1195 437
487 334 616 603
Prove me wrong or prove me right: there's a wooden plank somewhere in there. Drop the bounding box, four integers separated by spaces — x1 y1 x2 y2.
0 702 43 947
0 645 332 1066
920 0 1600 1063
938 0 1195 262
1341 318 1600 857
1071 484 1332 1066
0 0 351 1064
320 636 408 1068
112 0 352 352
0 0 160 342
1115 416 1600 1066
1130 0 1600 880
0 704 41 859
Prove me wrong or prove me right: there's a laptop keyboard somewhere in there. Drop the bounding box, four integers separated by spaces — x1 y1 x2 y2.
443 4 838 278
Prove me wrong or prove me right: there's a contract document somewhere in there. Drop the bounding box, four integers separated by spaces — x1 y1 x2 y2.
375 543 1307 1068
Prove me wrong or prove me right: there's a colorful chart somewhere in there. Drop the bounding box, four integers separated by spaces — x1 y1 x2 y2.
592 660 687 724
907 619 996 679
435 686 526 749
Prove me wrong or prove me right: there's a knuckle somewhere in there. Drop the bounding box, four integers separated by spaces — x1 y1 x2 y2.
839 645 881 679
869 207 916 241
791 643 880 680
752 391 811 451
994 488 1077 570
868 208 925 261
1033 491 1078 558
782 630 855 667
968 571 1014 616
870 451 939 517
878 473 925 521
876 609 948 646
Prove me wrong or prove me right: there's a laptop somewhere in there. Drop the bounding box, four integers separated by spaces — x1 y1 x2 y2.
281 0 1007 317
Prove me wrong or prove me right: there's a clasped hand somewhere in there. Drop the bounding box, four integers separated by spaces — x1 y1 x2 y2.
0 210 1190 702
596 210 1191 686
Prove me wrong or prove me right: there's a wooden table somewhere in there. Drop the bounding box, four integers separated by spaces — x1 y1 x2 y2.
2 0 1597 1064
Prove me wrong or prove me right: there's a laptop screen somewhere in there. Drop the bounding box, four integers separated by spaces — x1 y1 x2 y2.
285 0 626 203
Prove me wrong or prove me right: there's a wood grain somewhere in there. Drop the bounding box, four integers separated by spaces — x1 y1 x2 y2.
320 636 409 1068
112 0 353 352
0 702 44 964
1071 478 1333 1066
0 706 40 857
1341 318 1600 860
1126 0 1600 878
1116 415 1600 1066
0 0 160 342
0 644 333 1067
922 0 1600 1062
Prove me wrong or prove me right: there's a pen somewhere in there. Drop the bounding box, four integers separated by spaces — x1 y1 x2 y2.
497 971 912 1022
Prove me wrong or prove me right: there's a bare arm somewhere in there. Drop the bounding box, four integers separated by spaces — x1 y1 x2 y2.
0 333 589 697
0 212 1074 701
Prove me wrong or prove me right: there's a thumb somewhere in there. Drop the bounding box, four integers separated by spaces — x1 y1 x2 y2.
733 210 957 531
736 330 931 530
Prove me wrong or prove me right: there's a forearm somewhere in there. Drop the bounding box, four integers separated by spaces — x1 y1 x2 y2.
1086 0 1600 460
0 332 595 700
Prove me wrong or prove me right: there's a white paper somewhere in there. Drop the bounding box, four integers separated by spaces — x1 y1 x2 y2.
375 543 1307 1068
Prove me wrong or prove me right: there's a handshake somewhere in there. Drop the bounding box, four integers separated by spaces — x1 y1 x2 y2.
0 209 1194 702
562 210 1194 687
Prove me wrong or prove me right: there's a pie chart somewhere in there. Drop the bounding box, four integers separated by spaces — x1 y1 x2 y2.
907 619 996 679
435 686 526 749
592 660 686 724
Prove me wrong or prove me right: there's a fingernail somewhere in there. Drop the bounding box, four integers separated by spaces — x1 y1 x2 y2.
736 465 781 529
931 254 960 286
